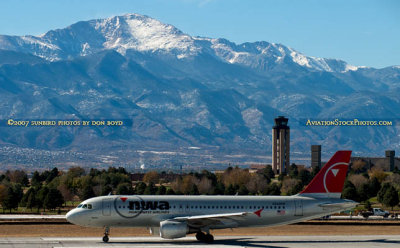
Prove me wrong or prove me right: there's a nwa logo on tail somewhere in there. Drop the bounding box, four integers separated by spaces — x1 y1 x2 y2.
299 150 352 198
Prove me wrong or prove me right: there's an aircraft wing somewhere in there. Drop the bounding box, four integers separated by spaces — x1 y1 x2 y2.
319 201 357 209
170 209 262 229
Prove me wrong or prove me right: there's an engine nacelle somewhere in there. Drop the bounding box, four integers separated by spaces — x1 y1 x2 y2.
159 220 188 239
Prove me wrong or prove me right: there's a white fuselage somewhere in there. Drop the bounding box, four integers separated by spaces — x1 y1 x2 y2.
66 195 356 229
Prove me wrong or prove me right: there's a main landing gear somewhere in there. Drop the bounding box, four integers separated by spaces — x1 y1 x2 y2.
103 226 110 242
195 231 214 243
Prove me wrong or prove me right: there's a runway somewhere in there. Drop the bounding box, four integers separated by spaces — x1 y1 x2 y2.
1 235 400 248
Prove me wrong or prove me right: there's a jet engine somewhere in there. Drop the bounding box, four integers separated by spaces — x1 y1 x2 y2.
159 220 188 239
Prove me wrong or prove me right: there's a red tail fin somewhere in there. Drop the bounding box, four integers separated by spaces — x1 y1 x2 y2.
299 150 351 198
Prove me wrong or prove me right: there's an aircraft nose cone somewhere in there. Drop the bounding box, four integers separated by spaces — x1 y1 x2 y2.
66 209 80 225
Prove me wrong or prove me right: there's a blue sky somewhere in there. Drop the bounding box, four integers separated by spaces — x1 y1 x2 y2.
0 0 398 68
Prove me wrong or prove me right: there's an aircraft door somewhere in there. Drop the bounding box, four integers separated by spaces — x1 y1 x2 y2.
294 199 303 216
102 199 111 216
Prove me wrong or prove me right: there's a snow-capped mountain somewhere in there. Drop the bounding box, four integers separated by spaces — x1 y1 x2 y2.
0 13 399 167
0 14 358 73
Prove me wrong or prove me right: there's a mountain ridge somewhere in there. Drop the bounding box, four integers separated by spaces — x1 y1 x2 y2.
0 13 399 168
0 14 363 73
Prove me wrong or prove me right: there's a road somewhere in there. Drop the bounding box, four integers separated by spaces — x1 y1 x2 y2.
0 235 400 248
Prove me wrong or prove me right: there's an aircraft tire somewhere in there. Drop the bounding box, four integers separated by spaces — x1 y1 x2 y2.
103 235 109 242
204 234 214 243
195 232 206 241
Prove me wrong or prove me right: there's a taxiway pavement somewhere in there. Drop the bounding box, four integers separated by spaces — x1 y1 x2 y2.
0 235 399 248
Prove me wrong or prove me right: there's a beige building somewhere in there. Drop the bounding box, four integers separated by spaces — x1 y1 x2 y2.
272 116 290 174
351 150 400 172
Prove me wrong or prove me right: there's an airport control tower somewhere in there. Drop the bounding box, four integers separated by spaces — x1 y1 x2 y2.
272 116 290 174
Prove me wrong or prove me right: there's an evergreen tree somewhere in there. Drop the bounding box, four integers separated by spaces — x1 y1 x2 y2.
263 165 275 179
266 183 281 195
377 183 391 203
298 169 312 185
143 182 157 195
189 184 199 195
26 190 37 211
212 182 225 195
81 185 95 200
238 185 249 195
37 186 49 212
21 187 35 207
224 184 237 195
13 184 23 204
3 187 19 213
287 181 303 195
101 185 113 196
288 164 298 178
166 188 175 195
156 185 167 195
368 177 381 197
382 185 399 210
44 188 64 210
116 183 134 195
46 168 59 183
135 182 147 195
357 183 370 202
311 166 321 178
31 171 41 187
342 181 358 201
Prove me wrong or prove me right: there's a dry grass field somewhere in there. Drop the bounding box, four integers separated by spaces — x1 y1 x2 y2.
1 224 399 237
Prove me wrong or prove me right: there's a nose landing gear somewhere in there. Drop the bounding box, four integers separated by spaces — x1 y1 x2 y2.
103 226 110 242
195 231 214 243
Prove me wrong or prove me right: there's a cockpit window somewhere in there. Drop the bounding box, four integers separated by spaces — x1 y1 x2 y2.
77 203 93 209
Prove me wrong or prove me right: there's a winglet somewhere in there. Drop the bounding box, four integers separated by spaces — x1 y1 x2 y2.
254 208 263 217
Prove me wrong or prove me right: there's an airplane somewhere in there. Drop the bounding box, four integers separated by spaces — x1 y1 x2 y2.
66 150 357 243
